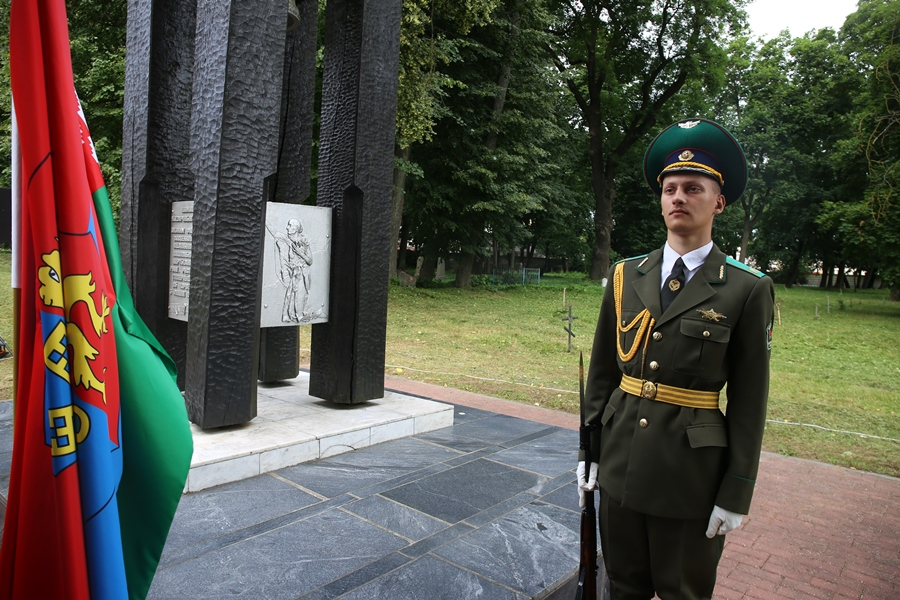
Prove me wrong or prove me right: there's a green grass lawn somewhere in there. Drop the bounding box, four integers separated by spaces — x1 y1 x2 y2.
3 250 898 477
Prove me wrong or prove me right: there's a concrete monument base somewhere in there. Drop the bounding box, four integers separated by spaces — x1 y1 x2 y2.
186 371 453 492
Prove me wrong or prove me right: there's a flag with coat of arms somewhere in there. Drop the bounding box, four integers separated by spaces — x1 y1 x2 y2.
1 1 194 598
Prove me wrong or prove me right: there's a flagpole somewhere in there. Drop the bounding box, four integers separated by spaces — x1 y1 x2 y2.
10 99 21 402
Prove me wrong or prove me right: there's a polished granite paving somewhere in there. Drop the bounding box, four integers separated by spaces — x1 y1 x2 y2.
148 405 588 599
0 392 594 599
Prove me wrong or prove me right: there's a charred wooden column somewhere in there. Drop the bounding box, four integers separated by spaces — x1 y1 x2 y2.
121 0 197 386
309 0 402 404
183 0 287 428
258 0 319 382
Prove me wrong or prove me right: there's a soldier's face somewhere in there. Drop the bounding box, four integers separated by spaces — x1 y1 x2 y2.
660 173 725 239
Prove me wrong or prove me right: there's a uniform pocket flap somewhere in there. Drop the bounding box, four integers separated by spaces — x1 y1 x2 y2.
680 318 731 343
686 424 728 448
600 402 616 426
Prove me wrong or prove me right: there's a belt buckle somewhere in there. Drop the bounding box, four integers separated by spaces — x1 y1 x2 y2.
641 381 657 400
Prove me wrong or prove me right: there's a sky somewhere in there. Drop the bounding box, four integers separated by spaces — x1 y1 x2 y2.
745 0 860 39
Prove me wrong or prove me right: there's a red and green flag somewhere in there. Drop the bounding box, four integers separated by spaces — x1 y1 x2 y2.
1 1 194 598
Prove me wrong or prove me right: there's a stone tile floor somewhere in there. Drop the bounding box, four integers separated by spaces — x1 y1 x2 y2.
147 406 587 599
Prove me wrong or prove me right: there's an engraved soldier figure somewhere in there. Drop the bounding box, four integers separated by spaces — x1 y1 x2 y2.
577 119 775 600
268 218 313 322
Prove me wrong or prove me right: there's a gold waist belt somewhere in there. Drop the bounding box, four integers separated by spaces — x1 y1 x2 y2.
619 374 720 409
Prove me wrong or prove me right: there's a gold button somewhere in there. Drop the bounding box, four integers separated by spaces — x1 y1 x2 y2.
639 418 649 428
653 332 663 341
650 361 660 370
703 330 711 338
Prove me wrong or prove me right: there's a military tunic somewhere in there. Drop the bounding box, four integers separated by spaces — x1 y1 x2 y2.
584 244 774 520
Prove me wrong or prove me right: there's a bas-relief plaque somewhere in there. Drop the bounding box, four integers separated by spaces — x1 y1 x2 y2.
168 201 193 321
261 203 332 328
168 202 332 327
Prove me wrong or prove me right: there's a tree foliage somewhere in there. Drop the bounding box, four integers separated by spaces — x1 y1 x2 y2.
2 0 899 298
547 0 745 280
0 0 126 212
404 0 587 286
1 0 13 188
845 0 900 293
396 0 502 148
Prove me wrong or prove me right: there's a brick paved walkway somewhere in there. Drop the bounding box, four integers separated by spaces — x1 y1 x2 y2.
385 376 900 600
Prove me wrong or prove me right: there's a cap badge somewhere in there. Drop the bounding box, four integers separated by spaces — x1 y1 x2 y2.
678 150 695 161
679 120 701 129
697 308 726 322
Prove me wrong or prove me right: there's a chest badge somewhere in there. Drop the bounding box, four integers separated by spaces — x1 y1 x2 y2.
697 308 726 322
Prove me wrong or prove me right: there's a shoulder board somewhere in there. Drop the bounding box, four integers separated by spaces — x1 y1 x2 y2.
623 254 650 268
726 256 764 278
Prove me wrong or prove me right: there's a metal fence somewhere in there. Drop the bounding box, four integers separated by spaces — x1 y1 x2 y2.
492 268 541 285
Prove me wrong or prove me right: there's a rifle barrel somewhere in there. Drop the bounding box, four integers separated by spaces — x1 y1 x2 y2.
575 352 598 599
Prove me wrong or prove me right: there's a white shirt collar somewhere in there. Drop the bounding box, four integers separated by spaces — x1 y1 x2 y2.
661 241 713 287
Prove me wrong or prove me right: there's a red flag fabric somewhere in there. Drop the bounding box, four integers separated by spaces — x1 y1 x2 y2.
2 0 128 597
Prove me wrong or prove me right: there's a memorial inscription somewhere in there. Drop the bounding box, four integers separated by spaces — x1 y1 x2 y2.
168 201 193 321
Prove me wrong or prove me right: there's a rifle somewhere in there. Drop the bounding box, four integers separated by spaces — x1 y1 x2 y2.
574 351 597 600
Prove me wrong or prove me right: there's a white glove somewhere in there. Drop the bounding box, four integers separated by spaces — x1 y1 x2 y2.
706 505 744 538
576 461 599 508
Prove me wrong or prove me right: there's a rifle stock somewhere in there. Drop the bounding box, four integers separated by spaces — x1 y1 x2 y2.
575 352 597 600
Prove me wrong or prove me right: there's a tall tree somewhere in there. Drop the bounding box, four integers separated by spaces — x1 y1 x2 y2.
845 0 900 297
750 28 866 286
713 35 792 264
389 0 502 279
1 0 126 204
404 0 577 286
548 0 744 280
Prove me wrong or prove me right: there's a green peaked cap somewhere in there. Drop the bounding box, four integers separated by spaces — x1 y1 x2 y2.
643 118 747 206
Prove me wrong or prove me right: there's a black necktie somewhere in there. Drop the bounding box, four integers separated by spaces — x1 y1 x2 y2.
661 257 686 313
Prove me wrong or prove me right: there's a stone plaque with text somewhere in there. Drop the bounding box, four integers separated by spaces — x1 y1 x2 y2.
168 201 193 321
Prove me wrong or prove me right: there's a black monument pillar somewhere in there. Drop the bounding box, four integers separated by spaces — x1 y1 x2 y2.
121 0 197 387
258 0 319 383
184 0 287 428
309 0 402 404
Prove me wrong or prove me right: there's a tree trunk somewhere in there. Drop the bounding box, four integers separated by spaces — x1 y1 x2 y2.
819 262 831 288
397 222 409 273
388 144 411 281
589 161 615 281
419 255 437 282
740 218 752 262
863 267 877 289
485 63 510 151
785 254 802 288
455 252 475 288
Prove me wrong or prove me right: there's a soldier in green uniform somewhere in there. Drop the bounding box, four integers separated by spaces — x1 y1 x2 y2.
576 118 775 599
